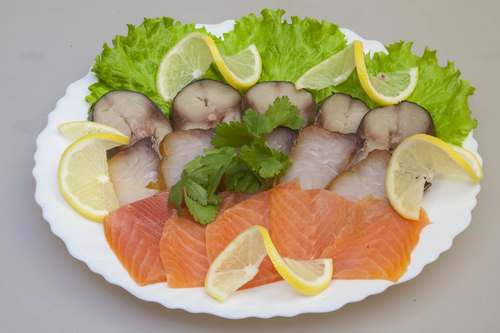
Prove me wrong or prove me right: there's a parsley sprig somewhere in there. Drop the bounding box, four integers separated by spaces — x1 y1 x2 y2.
169 96 304 224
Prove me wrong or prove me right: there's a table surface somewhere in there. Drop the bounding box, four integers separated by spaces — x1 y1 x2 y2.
2 0 499 331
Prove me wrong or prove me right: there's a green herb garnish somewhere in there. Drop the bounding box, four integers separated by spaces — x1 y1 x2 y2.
170 97 303 224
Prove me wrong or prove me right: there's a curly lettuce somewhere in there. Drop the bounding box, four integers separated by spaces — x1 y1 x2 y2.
86 10 476 145
86 18 220 115
335 42 476 144
218 9 347 101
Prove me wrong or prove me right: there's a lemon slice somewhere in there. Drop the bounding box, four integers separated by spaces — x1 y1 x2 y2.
452 145 484 180
157 32 261 101
386 134 482 220
205 225 333 301
353 40 418 106
58 121 126 141
258 227 333 296
157 32 215 101
58 133 129 222
295 44 355 90
205 226 267 301
210 43 261 90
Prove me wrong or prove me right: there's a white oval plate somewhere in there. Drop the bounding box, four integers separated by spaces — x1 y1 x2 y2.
33 21 481 319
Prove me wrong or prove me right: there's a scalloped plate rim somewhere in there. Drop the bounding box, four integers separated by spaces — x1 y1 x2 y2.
32 21 481 319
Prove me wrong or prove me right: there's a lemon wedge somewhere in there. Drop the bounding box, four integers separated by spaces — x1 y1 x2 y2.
157 32 261 101
258 227 333 296
58 121 126 141
58 133 129 222
205 225 333 301
205 225 267 301
386 134 482 220
295 44 355 90
353 40 418 106
210 43 261 90
157 33 214 101
452 145 484 180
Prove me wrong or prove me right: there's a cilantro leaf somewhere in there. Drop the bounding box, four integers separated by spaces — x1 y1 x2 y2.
243 96 305 136
183 147 236 187
184 179 208 205
224 159 265 193
168 179 185 208
240 142 290 178
168 147 236 224
264 96 306 130
184 193 219 224
169 95 302 224
212 122 254 148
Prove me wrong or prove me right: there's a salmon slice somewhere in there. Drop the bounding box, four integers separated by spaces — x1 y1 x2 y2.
206 191 281 288
205 182 302 288
158 191 263 288
321 198 429 281
218 191 252 211
269 186 355 259
104 192 174 286
160 213 209 288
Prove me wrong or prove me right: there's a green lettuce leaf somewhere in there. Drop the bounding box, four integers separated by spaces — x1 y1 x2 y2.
86 17 220 115
218 9 347 101
87 10 476 145
335 42 476 144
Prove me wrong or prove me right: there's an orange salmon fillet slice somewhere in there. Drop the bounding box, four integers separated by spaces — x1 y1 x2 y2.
206 191 280 288
321 198 430 281
270 185 429 282
104 192 174 286
105 182 428 288
160 213 210 288
205 183 301 288
269 187 355 259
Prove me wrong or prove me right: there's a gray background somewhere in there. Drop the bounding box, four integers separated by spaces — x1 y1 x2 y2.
2 0 499 332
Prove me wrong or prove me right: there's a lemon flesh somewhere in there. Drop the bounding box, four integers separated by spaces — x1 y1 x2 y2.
209 42 261 90
157 32 261 101
58 121 126 141
386 134 482 220
295 44 355 90
205 225 333 301
157 32 214 102
205 226 267 302
353 40 418 106
58 133 129 222
258 227 333 296
451 145 484 180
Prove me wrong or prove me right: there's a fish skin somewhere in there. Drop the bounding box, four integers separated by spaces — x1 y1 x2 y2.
104 192 174 286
